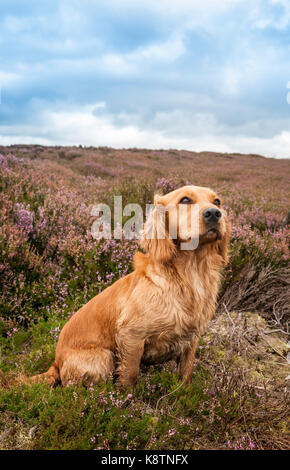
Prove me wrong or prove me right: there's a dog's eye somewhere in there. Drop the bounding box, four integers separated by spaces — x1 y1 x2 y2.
179 197 193 204
213 198 221 206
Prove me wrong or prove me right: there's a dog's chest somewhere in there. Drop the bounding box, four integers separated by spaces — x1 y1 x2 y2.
142 334 192 365
141 302 195 365
138 272 206 365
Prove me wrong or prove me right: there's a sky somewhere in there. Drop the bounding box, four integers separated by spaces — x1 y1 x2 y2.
1 0 290 158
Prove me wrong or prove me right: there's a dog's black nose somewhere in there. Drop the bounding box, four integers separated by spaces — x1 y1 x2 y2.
202 207 222 223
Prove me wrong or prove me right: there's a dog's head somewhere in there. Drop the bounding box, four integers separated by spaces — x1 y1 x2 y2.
141 185 231 264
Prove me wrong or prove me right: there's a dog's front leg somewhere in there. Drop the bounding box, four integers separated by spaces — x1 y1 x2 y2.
178 336 199 384
116 334 145 389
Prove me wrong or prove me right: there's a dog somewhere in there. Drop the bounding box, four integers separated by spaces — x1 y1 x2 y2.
31 185 230 388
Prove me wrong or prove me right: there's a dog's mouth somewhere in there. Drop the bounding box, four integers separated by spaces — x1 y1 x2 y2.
201 227 222 241
173 226 223 246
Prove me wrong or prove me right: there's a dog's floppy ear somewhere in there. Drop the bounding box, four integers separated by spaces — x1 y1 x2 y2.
216 216 231 265
140 195 176 264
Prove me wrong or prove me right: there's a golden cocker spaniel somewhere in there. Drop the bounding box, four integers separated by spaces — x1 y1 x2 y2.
32 185 230 388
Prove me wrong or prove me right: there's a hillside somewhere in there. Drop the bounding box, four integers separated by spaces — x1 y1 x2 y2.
0 146 289 450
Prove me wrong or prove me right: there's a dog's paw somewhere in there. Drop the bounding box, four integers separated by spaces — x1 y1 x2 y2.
116 378 136 394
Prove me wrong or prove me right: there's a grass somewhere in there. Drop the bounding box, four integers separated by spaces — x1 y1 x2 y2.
1 313 289 450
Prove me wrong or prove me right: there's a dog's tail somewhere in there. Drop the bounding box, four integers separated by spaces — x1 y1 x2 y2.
31 362 60 386
0 362 60 389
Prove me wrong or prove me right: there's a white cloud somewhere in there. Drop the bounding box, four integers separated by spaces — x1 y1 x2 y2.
250 0 290 30
1 15 31 33
100 54 137 77
1 102 289 158
99 33 186 77
137 35 185 62
287 81 290 104
0 71 21 85
107 0 243 15
220 66 242 96
1 0 290 158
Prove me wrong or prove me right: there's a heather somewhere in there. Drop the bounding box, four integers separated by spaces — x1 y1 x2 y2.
0 146 289 450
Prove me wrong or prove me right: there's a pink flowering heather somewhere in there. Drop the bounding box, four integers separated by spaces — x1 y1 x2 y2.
14 203 34 236
0 146 289 330
0 146 289 451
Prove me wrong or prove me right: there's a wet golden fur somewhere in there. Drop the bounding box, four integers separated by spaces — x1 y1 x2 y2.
31 185 231 388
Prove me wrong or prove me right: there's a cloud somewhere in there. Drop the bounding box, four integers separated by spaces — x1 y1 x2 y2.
250 0 290 30
1 101 290 158
0 0 290 158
